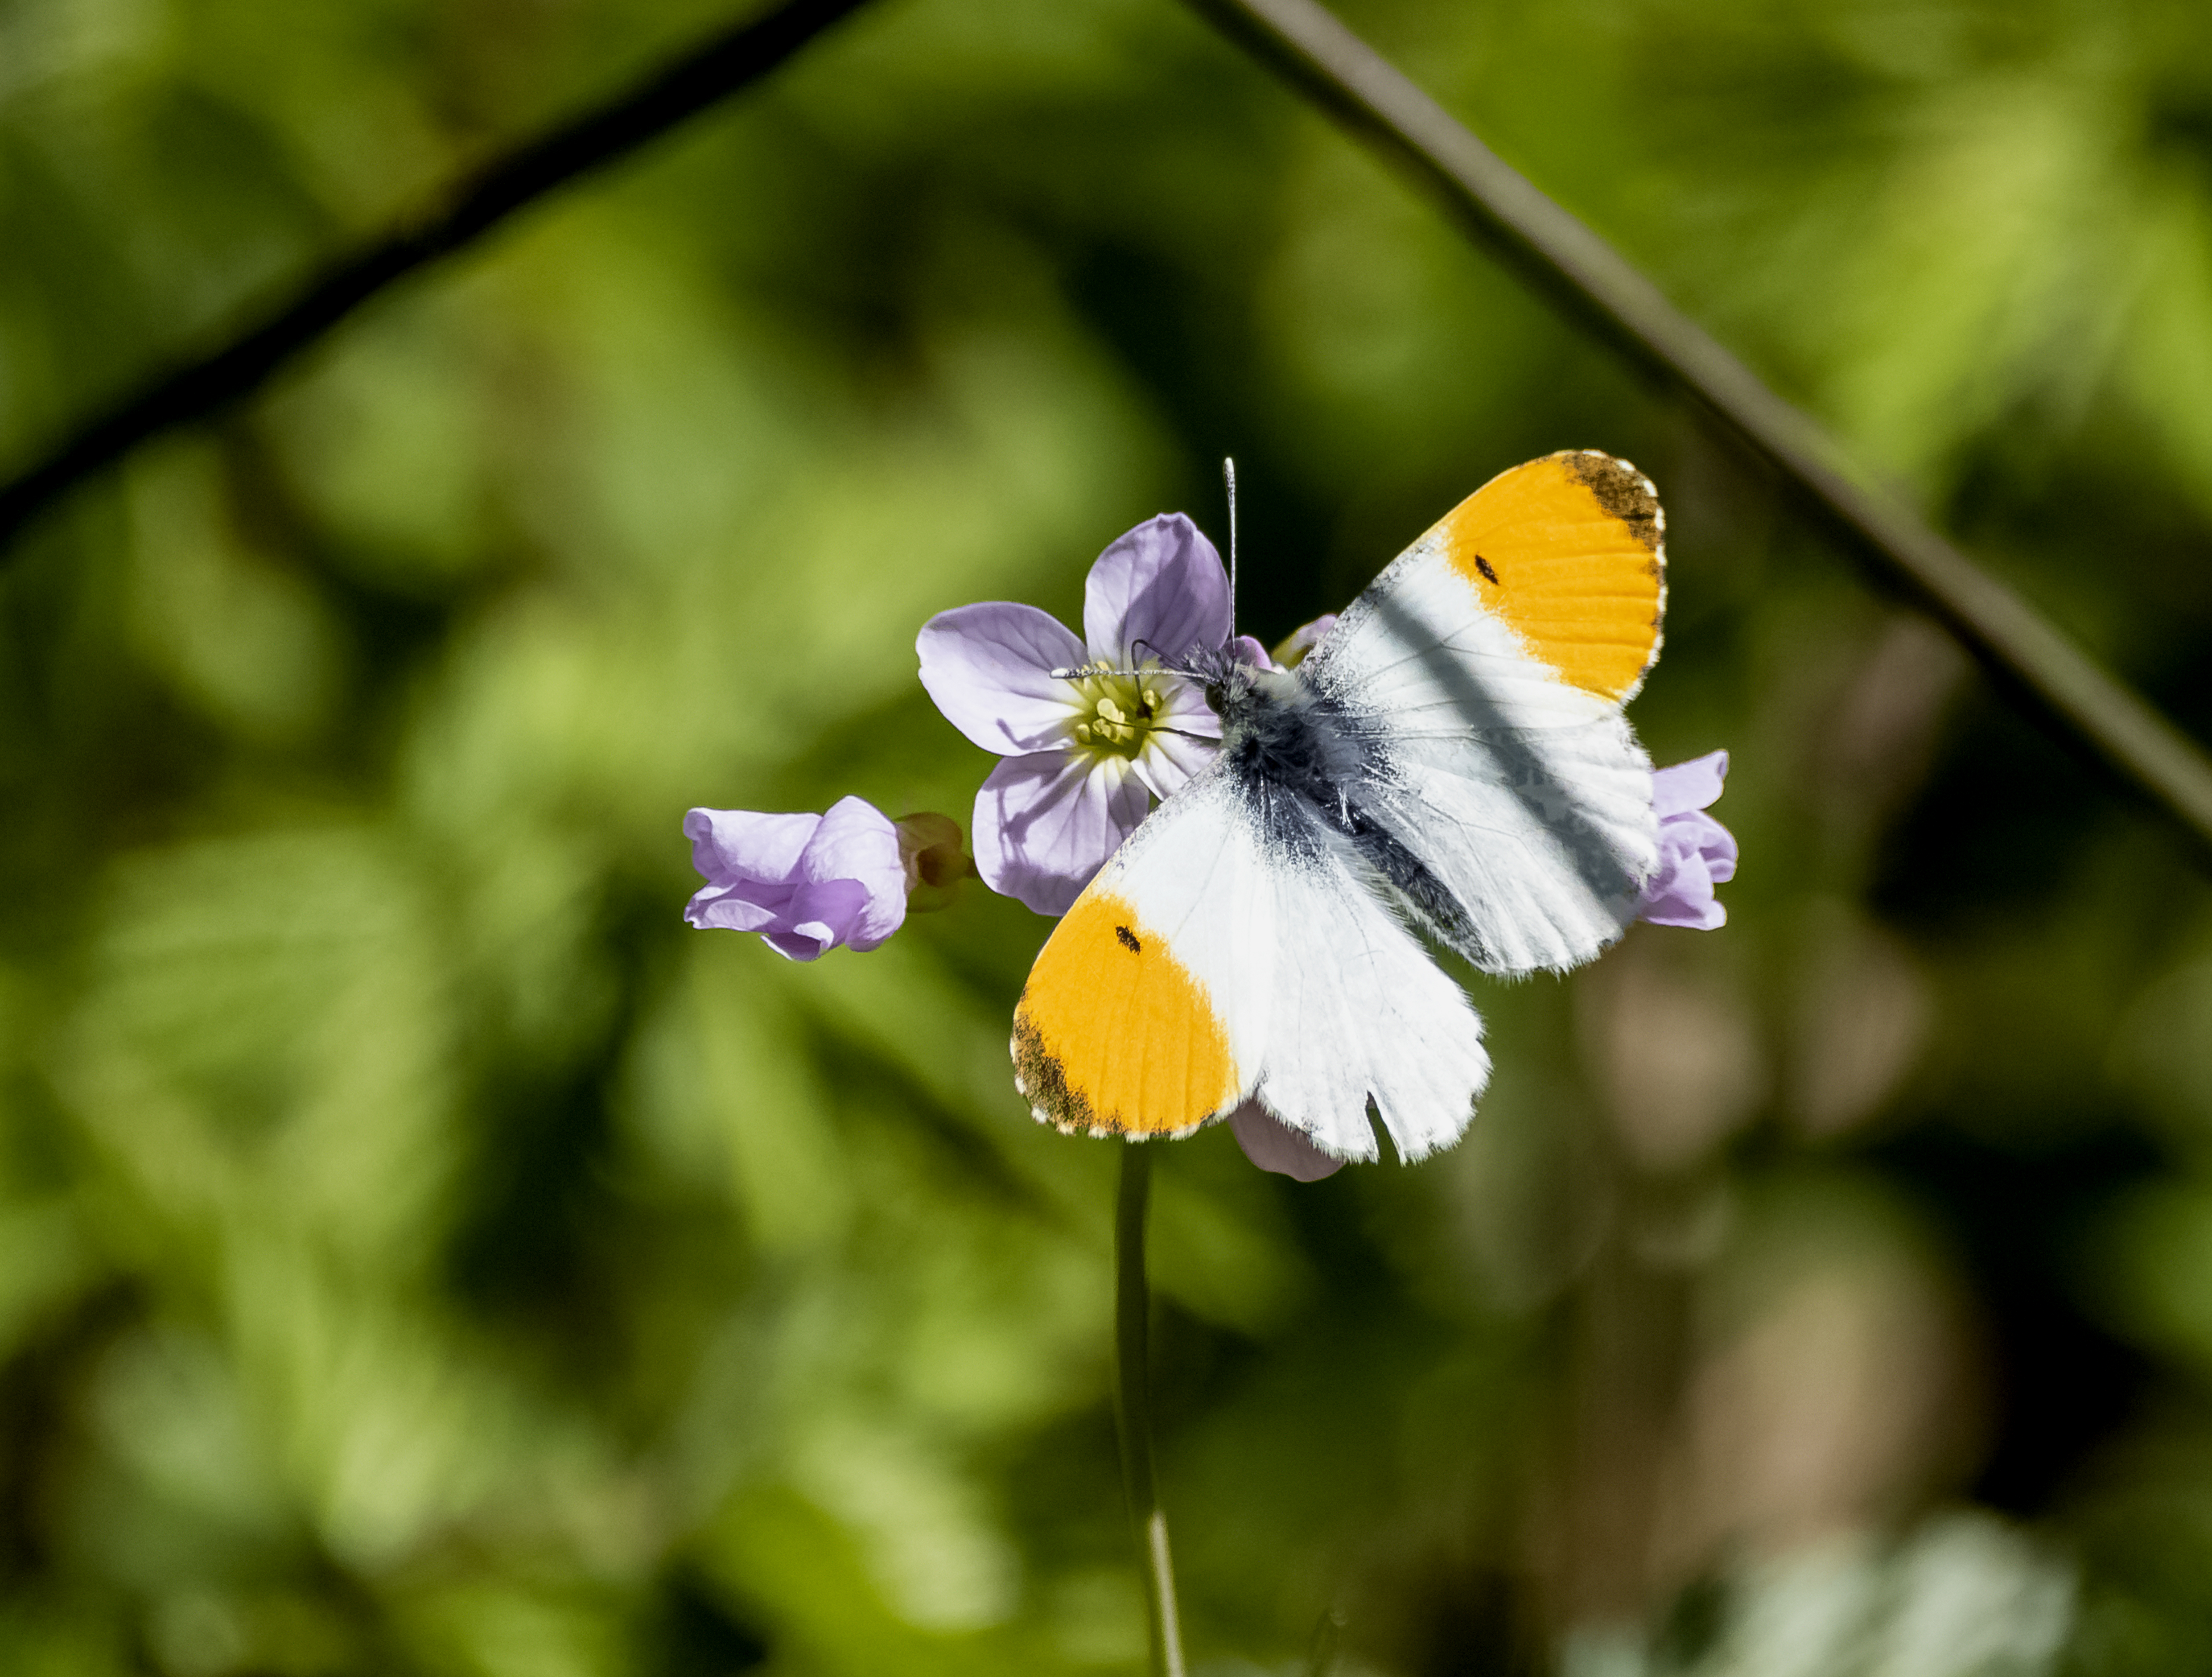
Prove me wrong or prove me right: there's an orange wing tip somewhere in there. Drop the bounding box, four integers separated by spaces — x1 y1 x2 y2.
1557 453 1668 704
1011 1015 1238 1140
1561 453 1669 701
1556 449 1665 553
1009 891 1243 1136
1010 1013 1085 1129
1437 449 1668 706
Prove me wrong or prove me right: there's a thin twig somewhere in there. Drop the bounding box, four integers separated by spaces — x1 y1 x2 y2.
1115 1143 1187 1677
1188 0 2212 860
0 0 874 554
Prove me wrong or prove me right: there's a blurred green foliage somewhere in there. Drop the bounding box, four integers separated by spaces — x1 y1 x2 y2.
6 0 2212 1671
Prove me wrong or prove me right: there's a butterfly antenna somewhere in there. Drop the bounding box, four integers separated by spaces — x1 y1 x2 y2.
1223 456 1240 639
1050 638 1202 681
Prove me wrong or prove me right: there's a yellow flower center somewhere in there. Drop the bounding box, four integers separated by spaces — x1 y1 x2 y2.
1066 664 1169 763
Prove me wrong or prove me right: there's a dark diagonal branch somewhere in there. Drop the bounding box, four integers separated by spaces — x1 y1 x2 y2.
1191 0 2212 858
0 0 874 554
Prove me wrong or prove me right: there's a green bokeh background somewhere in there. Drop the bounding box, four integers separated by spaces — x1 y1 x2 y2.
4 0 2212 1671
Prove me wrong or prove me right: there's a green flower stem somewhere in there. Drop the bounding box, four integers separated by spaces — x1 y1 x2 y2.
1115 1141 1186 1677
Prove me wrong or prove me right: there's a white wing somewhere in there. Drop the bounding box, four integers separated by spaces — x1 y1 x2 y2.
1298 540 1658 976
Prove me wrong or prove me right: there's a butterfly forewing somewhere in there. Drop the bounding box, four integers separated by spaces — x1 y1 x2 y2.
1297 450 1665 976
1013 767 1488 1159
1013 773 1257 1140
1417 449 1665 704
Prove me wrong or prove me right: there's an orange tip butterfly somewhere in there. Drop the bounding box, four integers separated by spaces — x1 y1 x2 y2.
1012 452 1667 1164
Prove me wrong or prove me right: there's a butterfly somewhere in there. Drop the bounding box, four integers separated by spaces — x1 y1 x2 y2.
1010 451 1666 1163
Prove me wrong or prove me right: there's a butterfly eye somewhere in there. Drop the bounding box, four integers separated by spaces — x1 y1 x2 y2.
1203 680 1227 715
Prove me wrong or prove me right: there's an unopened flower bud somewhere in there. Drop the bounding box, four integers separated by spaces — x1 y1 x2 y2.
897 812 978 914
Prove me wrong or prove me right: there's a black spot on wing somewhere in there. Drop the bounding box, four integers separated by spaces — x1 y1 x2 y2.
1115 924 1142 953
1475 554 1499 585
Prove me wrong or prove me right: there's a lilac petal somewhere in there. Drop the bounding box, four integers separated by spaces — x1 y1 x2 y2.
1638 818 1736 929
973 751 1149 915
1639 900 1720 931
1231 634 1274 670
1133 727 1218 800
918 603 1086 755
1639 871 1725 929
684 797 915 955
1637 751 1738 930
800 795 909 950
763 878 873 961
1154 676 1221 737
1229 1101 1345 1181
1652 749 1729 818
1129 680 1221 799
685 808 820 886
1684 810 1738 885
685 882 786 932
1084 514 1231 668
798 796 902 885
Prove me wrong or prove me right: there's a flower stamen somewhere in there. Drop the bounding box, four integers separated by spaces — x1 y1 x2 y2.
1065 663 1173 763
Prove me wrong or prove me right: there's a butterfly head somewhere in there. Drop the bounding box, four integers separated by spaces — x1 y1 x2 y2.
1170 641 1257 721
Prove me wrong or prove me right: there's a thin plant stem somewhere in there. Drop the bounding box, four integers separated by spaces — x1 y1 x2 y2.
0 0 876 553
1188 0 2212 864
1115 1141 1187 1677
4 0 2206 872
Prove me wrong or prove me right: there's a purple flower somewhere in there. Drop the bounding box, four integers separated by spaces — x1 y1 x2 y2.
1637 750 1738 930
684 796 972 960
1228 1100 1345 1181
917 515 1231 915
